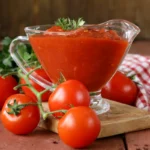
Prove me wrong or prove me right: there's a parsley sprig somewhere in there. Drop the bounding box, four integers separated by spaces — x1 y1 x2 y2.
0 37 39 76
55 18 85 31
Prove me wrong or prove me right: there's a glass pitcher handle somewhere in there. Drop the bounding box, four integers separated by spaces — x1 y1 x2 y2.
9 36 53 90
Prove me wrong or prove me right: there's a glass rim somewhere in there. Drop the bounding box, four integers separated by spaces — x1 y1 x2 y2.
24 24 99 36
24 19 140 36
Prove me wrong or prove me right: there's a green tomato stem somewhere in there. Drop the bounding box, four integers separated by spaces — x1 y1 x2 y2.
18 102 38 107
43 109 67 120
14 83 30 90
26 65 42 78
7 99 38 116
2 71 18 78
90 91 100 96
24 61 39 67
39 88 50 96
17 69 46 117
17 68 67 120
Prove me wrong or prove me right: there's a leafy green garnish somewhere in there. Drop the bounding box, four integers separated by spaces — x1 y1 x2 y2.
55 18 85 31
17 43 38 63
0 37 39 76
0 37 15 74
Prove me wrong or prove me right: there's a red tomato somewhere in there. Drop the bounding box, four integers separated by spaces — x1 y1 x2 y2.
1 94 40 135
0 76 18 109
48 80 90 118
101 71 138 105
21 68 51 102
58 106 101 148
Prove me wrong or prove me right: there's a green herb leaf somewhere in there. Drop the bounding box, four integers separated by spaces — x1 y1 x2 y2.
0 36 39 76
55 17 85 30
1 37 12 48
2 56 13 67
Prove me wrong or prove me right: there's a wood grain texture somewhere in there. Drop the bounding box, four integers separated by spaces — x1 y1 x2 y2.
90 136 125 150
0 0 34 38
39 99 150 138
0 0 150 39
0 120 125 150
125 129 150 150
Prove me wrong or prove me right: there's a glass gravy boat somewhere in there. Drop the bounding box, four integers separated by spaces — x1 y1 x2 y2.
9 19 140 114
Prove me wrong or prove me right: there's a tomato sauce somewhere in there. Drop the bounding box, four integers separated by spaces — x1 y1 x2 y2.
29 28 128 91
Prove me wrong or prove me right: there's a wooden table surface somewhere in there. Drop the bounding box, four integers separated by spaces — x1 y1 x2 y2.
0 120 150 150
0 41 150 150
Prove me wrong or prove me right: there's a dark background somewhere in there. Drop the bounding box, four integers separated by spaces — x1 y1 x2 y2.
0 0 150 40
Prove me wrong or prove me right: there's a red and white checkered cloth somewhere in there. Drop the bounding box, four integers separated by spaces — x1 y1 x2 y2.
119 54 150 111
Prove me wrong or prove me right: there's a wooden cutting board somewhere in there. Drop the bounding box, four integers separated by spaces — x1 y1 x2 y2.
39 99 150 138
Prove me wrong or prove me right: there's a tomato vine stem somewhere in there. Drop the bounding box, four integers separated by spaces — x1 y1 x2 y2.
89 91 100 96
17 69 47 119
14 83 30 90
2 71 18 78
26 65 42 78
14 68 68 120
7 99 38 115
43 109 67 120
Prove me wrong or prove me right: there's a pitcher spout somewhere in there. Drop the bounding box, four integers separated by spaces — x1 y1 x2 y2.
101 19 140 43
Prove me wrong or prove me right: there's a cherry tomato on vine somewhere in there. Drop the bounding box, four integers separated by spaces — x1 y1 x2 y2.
101 71 138 105
48 80 90 118
20 68 51 102
1 94 40 135
0 76 18 109
58 106 101 148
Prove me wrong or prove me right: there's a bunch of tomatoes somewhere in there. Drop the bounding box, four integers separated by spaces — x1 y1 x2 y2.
0 68 100 148
0 68 138 148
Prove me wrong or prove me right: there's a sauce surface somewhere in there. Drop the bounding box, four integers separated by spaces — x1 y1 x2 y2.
29 28 128 91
